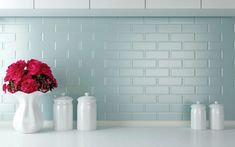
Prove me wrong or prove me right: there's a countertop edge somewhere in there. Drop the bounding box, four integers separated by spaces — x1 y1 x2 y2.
1 121 235 127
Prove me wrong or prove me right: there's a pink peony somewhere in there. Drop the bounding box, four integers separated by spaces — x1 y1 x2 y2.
40 63 53 78
20 78 38 93
27 59 42 76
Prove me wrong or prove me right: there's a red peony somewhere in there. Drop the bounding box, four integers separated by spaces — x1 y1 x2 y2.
4 60 26 83
20 78 38 93
2 59 58 94
27 59 42 76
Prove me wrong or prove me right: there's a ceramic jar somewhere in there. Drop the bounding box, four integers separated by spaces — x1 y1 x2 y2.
209 101 224 130
77 93 97 131
53 95 73 131
191 101 207 130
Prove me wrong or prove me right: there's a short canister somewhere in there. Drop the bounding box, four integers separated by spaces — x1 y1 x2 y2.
209 101 224 130
77 93 97 131
53 95 73 131
191 101 207 130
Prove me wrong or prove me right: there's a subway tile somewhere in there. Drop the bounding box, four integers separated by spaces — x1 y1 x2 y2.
69 32 93 41
56 23 81 32
170 33 194 41
195 33 221 41
133 60 156 67
196 51 222 59
107 113 132 120
182 24 208 32
133 113 156 120
133 78 156 85
169 18 194 24
208 42 224 50
158 113 183 120
158 60 182 68
133 95 157 104
146 86 169 94
120 87 143 94
158 78 182 86
104 78 131 85
98 104 118 112
4 24 29 32
171 69 194 77
106 95 132 104
132 42 156 50
119 51 143 59
209 60 223 68
158 42 181 50
133 24 156 32
104 60 131 68
158 95 182 104
119 104 144 112
182 42 208 50
158 25 181 32
183 95 209 104
146 69 169 76
146 34 169 41
170 104 190 112
0 104 14 112
183 77 208 85
209 77 223 85
196 86 221 94
146 104 169 112
0 33 15 42
105 42 131 50
144 18 169 24
171 51 194 59
195 18 221 24
196 69 221 76
119 33 143 41
120 69 143 76
145 51 169 59
30 24 55 32
43 17 69 23
171 87 195 94
183 60 208 68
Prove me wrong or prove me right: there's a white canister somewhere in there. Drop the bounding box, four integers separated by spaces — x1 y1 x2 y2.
191 101 207 130
53 95 73 131
77 92 97 131
209 101 224 130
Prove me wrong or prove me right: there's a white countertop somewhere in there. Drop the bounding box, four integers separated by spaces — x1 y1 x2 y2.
1 125 235 147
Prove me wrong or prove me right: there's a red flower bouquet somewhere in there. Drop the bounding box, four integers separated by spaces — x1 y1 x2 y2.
2 59 58 94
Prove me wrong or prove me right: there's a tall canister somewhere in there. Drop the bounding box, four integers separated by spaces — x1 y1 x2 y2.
209 101 224 130
53 95 73 131
77 93 96 131
191 101 207 130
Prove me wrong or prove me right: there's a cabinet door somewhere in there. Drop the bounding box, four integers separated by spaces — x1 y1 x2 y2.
203 0 235 9
0 0 32 9
91 0 145 9
146 0 200 9
35 0 89 9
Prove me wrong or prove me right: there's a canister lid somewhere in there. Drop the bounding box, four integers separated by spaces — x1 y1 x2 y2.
209 101 223 109
54 93 73 104
191 101 206 109
77 92 96 102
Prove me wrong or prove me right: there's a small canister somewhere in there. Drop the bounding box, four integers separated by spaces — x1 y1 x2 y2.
209 101 224 130
53 94 73 131
191 101 207 130
77 92 96 131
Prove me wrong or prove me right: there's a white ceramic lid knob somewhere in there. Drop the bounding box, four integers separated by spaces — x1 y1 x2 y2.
85 92 89 96
214 101 218 104
196 101 200 104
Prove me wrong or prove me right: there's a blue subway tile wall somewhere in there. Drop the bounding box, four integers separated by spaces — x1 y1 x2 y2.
0 17 235 121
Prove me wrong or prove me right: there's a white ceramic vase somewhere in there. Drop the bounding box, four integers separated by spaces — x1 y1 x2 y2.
12 91 44 133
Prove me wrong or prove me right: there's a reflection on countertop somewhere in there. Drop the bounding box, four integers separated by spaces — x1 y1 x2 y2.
0 126 235 147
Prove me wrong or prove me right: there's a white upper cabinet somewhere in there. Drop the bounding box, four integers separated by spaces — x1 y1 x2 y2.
146 0 200 9
0 0 32 9
91 0 145 9
203 0 235 9
35 0 89 9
